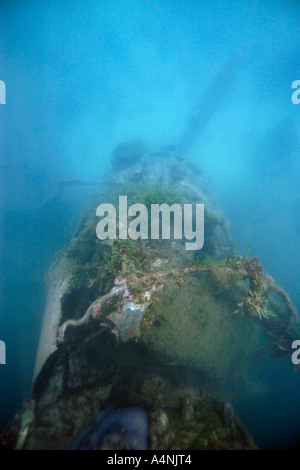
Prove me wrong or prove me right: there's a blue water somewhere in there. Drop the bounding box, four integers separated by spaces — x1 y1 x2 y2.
0 0 300 449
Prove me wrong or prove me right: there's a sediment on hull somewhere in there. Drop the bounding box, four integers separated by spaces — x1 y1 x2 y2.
33 270 70 382
5 149 296 451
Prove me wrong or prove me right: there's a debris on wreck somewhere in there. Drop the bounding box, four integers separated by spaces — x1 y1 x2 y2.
1 143 299 450
1 54 298 450
1 60 299 448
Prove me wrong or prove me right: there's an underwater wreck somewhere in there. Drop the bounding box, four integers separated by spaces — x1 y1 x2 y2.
1 58 299 450
1 139 299 450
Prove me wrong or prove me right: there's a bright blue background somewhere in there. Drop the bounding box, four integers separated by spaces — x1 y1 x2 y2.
0 0 300 448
